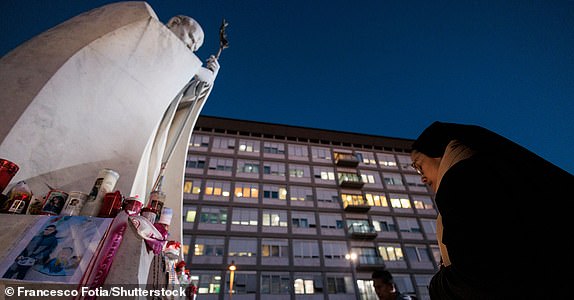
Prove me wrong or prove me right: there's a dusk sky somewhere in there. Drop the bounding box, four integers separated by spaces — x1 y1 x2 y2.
1 0 573 174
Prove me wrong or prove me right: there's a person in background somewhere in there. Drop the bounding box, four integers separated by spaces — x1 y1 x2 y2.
372 270 413 300
410 121 572 299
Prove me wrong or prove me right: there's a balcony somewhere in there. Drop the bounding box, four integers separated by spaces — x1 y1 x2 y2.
338 173 364 189
342 198 371 213
355 256 386 271
348 224 378 239
334 153 359 167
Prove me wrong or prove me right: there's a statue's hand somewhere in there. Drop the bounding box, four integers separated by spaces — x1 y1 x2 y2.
206 55 220 78
191 55 219 88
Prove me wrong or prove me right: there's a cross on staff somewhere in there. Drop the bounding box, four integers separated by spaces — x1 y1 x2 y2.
216 18 229 59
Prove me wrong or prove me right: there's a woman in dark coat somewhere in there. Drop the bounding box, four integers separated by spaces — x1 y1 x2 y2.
410 121 572 299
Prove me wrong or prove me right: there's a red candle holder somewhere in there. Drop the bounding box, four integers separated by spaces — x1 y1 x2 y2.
0 159 19 194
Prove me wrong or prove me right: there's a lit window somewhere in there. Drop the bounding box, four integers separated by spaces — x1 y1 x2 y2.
184 180 201 194
234 182 259 199
378 244 404 261
262 185 287 200
377 153 397 168
205 180 230 198
195 272 221 294
262 239 288 257
239 139 260 153
372 217 397 232
356 151 377 165
262 210 288 227
360 174 376 184
185 210 196 223
412 195 434 210
293 276 319 295
365 193 389 207
390 194 412 209
341 193 364 206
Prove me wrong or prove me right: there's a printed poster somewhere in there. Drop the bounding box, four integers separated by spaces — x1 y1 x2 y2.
0 215 112 284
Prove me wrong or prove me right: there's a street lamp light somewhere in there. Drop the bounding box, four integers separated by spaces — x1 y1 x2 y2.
228 260 236 299
345 252 357 261
346 252 361 300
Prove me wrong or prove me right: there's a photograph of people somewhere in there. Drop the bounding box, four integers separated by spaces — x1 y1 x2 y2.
0 216 112 283
2 224 58 279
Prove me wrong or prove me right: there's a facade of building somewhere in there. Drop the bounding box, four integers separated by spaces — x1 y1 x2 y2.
181 116 439 300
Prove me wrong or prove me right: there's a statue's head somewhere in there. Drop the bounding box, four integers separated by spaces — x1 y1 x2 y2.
166 15 204 52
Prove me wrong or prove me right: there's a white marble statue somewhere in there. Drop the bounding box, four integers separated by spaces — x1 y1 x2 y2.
169 15 220 106
0 2 203 200
0 1 223 287
141 15 220 211
166 15 205 51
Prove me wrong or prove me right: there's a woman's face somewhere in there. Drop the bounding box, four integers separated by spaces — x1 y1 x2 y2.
411 150 442 192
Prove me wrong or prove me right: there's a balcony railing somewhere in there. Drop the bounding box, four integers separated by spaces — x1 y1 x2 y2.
334 153 359 167
337 173 364 189
342 198 371 212
348 224 378 239
355 256 386 271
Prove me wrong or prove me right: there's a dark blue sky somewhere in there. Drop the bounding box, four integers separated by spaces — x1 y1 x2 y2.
2 0 573 174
